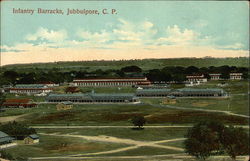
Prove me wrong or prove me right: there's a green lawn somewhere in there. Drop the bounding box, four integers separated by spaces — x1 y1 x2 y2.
4 135 127 158
99 146 182 156
1 103 248 125
36 127 188 142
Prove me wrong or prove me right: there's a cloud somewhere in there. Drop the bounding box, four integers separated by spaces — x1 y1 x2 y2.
78 30 111 43
156 25 214 46
1 19 247 66
217 43 245 50
25 27 67 42
1 45 27 53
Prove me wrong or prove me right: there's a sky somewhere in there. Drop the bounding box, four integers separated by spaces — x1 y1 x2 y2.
0 1 249 66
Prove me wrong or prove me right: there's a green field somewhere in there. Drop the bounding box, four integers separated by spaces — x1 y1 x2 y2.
2 57 248 72
4 127 187 159
1 103 248 126
5 134 127 158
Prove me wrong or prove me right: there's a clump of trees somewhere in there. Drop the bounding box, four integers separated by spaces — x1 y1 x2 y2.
131 116 146 130
0 121 36 140
0 92 5 106
184 120 249 160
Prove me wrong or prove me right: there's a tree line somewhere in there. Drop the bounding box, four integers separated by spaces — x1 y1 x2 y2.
0 65 248 86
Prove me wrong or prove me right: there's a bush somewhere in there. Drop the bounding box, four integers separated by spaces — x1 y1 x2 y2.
131 116 146 129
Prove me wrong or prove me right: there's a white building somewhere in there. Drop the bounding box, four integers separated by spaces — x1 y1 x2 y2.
209 73 221 80
9 84 52 94
230 73 243 80
186 74 207 83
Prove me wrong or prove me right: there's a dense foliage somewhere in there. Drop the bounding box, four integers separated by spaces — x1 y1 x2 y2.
131 116 146 129
0 92 5 106
184 120 249 160
220 125 249 160
0 121 36 140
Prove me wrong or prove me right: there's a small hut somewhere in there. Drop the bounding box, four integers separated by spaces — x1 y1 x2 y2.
56 101 73 111
24 134 39 144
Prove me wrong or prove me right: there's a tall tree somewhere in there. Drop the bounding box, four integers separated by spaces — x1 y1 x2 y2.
220 126 249 160
131 116 146 129
184 120 225 160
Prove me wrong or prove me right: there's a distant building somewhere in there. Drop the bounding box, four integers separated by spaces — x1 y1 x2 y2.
0 131 16 149
2 99 37 108
38 81 59 87
174 88 226 97
209 73 221 80
46 93 139 103
162 96 176 104
24 134 39 144
229 73 243 80
136 89 171 97
186 74 207 83
72 78 151 87
136 88 226 97
56 102 73 111
9 84 52 94
65 87 80 93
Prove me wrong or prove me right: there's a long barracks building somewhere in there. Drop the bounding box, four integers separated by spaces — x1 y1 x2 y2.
136 88 226 97
46 93 139 103
9 84 52 94
72 78 151 87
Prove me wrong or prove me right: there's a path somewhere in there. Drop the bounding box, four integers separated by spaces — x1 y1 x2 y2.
30 154 249 160
150 104 250 118
39 132 185 152
0 113 30 123
30 125 249 129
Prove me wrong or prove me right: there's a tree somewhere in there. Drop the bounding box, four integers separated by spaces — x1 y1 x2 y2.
131 116 146 129
185 66 199 74
220 126 249 160
121 66 142 73
184 120 225 160
3 71 19 84
0 121 36 140
0 92 6 107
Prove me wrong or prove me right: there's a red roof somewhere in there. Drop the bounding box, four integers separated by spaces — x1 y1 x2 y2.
74 77 147 80
38 81 55 84
3 99 37 107
4 99 30 103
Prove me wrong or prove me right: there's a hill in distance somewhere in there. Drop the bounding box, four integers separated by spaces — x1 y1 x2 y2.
1 57 248 72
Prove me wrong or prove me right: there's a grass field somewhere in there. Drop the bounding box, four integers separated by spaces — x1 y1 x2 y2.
4 134 127 158
2 57 248 72
4 127 187 158
1 103 248 126
35 128 188 142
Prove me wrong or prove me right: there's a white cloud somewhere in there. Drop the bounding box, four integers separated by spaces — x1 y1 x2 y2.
218 43 245 50
25 27 67 42
156 25 213 46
